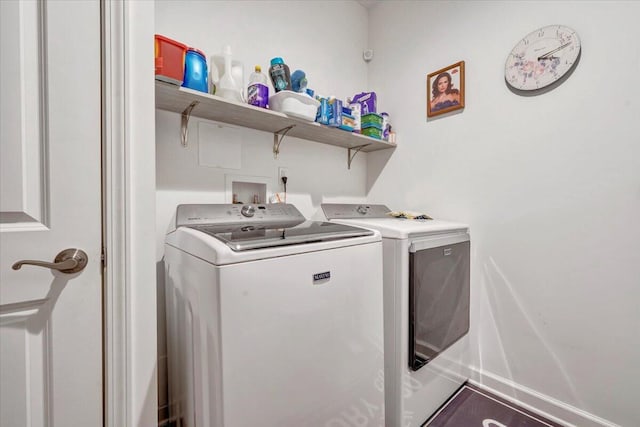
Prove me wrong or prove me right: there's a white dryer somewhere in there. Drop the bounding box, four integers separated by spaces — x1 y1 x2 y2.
164 203 385 427
322 204 470 427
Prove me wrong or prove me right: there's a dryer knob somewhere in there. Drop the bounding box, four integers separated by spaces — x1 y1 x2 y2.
241 205 256 217
356 205 369 215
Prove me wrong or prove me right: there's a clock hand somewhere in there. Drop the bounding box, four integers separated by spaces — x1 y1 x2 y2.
537 42 572 60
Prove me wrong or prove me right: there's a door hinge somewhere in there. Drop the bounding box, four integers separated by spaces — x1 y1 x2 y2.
101 247 106 268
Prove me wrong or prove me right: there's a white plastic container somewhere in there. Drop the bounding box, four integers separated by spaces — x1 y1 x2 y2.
269 90 320 121
209 45 244 102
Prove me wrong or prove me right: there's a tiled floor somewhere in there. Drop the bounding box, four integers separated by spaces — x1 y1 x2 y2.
424 383 565 427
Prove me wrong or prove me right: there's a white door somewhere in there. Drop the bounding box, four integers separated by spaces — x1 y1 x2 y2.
0 1 102 426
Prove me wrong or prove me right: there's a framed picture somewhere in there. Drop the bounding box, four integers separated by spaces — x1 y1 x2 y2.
427 61 465 117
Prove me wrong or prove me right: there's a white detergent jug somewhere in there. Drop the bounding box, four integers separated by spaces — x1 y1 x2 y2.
209 45 244 102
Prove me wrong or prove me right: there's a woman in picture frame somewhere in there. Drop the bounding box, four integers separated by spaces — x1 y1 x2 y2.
430 71 461 112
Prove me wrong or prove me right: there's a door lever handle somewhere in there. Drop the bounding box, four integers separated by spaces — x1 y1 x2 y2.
12 248 88 274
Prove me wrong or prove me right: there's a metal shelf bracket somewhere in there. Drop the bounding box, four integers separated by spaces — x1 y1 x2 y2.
180 101 200 147
273 125 295 158
347 144 369 169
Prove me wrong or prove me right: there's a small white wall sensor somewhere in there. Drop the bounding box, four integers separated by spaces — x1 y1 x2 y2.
363 49 374 62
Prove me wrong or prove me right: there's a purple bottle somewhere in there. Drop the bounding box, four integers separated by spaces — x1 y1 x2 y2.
247 65 269 108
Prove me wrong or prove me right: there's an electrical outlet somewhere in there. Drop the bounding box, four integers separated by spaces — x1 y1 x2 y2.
278 167 289 181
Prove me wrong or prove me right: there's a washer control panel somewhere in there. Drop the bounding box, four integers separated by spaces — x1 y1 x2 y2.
176 203 305 227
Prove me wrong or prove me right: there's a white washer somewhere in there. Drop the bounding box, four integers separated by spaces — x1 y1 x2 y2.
323 204 470 427
164 204 385 427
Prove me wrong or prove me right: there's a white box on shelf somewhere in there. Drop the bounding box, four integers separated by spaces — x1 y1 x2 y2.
269 90 320 122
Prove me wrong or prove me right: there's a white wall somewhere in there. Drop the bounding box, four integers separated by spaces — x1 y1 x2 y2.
155 0 372 259
367 1 640 426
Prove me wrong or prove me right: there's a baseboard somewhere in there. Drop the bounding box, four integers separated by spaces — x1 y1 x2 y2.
468 367 619 427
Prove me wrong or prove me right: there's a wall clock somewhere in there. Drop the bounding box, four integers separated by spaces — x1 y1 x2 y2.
505 25 581 91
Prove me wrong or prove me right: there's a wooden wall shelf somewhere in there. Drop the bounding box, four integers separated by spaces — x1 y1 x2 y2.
155 81 396 167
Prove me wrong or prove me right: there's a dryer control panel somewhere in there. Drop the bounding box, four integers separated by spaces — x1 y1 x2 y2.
322 203 391 219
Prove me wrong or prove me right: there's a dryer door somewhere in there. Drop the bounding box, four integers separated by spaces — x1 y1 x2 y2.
409 237 470 371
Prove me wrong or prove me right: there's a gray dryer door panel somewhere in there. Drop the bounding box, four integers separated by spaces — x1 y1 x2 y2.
409 240 470 371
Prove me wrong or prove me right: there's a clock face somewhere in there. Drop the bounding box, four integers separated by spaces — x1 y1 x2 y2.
505 25 581 91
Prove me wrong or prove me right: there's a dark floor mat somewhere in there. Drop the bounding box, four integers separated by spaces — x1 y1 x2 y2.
424 384 564 427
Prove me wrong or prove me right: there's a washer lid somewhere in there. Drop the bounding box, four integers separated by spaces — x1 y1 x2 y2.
189 220 374 251
173 204 374 251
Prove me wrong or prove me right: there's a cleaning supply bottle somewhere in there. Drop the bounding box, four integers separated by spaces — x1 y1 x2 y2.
211 46 244 102
247 65 269 108
217 45 242 101
182 48 208 93
268 57 291 92
209 46 244 99
290 69 308 93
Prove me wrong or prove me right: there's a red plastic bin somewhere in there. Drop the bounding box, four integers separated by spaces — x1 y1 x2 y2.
155 34 187 85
